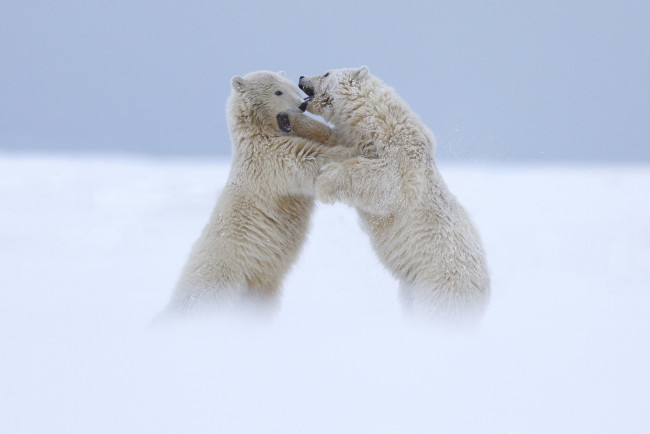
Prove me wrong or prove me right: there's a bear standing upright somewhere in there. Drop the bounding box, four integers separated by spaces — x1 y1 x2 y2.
299 67 490 323
163 71 360 316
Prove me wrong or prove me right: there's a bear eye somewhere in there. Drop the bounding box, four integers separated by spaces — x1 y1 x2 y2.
323 72 330 78
275 90 283 96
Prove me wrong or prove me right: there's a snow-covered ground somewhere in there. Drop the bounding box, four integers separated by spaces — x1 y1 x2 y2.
1 155 649 433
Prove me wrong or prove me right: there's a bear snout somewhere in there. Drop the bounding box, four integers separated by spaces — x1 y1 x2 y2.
299 101 308 112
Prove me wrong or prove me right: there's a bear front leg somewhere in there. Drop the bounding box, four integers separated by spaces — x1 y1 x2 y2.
287 113 349 147
280 136 377 197
316 156 400 215
279 137 355 196
315 140 377 166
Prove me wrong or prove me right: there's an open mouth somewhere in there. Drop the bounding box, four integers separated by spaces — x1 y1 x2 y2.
298 82 315 98
276 113 291 133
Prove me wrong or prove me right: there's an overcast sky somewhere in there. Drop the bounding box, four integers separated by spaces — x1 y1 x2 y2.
1 0 648 161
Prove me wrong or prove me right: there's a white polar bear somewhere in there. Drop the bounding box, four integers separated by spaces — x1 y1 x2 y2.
299 67 490 323
163 71 360 316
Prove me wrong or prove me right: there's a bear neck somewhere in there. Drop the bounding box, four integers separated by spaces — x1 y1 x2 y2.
228 105 277 141
332 81 435 154
330 77 390 130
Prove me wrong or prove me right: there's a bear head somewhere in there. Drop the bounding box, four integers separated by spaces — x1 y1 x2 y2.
298 67 369 123
230 71 307 133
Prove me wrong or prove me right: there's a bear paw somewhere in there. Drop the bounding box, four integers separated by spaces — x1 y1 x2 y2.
316 162 345 203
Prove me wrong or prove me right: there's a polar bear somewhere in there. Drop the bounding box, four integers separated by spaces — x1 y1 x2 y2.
298 67 490 323
163 71 360 316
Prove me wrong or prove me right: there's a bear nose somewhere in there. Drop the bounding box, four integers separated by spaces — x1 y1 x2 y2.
299 76 304 80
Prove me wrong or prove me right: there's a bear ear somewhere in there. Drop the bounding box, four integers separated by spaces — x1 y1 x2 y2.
354 66 369 80
277 71 286 77
231 76 246 92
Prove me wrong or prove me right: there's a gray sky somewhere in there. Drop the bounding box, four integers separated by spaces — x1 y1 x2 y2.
1 0 648 161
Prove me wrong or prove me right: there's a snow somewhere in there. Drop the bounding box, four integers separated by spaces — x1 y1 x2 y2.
1 155 649 433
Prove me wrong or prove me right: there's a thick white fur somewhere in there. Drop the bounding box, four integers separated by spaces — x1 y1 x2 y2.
300 67 490 323
164 71 359 316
